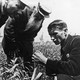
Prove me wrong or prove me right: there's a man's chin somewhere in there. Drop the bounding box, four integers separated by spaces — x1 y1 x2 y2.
54 41 60 45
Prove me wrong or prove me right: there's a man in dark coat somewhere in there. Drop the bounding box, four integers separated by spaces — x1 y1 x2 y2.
33 19 80 79
0 0 51 73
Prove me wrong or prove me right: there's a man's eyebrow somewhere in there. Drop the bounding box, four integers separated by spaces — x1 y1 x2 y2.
49 32 57 36
53 32 57 35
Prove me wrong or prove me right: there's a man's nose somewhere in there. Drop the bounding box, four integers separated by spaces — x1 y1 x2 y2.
51 36 55 40
54 31 59 34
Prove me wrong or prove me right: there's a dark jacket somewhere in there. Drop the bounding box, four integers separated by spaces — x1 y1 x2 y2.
0 1 44 42
0 1 44 61
46 35 80 76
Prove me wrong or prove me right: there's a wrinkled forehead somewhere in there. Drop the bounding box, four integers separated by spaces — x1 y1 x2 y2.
50 25 62 32
49 25 67 35
8 0 19 2
8 0 26 9
8 0 20 4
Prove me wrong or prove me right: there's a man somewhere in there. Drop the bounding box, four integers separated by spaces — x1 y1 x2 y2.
33 19 80 79
0 0 51 73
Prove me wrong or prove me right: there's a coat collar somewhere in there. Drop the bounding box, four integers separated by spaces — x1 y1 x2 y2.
61 34 73 53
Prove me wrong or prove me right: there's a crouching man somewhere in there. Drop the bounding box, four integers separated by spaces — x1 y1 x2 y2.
33 20 80 80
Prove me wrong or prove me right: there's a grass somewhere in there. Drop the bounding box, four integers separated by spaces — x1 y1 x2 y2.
0 41 61 80
33 41 61 80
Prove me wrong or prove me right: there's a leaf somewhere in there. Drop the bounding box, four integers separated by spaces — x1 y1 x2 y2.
9 71 20 80
31 67 37 80
34 72 42 80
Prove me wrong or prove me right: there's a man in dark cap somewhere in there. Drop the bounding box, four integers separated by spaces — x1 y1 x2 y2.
0 0 51 74
33 19 80 80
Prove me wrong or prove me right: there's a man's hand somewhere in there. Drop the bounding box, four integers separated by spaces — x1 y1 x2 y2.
33 50 48 64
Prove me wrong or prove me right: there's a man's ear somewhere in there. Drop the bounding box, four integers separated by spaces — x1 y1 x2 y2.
64 28 68 32
64 28 68 37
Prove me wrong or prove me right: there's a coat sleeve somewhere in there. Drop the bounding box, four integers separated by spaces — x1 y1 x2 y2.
0 1 8 27
45 37 80 76
23 6 44 32
0 14 8 27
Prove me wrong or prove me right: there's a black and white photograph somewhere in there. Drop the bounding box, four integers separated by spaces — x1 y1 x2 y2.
0 0 80 80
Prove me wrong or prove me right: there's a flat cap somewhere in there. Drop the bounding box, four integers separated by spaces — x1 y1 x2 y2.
38 2 51 17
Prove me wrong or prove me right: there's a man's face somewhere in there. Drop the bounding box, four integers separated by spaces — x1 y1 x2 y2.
5 0 22 14
49 26 67 45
